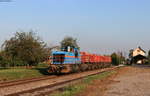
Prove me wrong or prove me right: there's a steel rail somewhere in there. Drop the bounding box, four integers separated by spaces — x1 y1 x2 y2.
0 75 57 88
6 67 120 96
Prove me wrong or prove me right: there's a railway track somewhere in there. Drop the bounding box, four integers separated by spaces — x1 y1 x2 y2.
2 66 122 96
0 76 57 88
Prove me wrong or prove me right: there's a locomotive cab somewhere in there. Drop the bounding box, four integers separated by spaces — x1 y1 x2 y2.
52 46 80 64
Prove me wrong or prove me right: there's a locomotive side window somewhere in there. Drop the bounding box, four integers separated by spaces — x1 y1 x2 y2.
75 50 78 58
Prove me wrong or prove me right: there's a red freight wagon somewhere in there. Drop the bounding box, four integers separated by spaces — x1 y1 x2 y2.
106 56 111 63
97 55 100 63
90 54 95 63
93 54 96 63
80 52 90 63
88 54 92 63
95 55 98 63
80 52 111 64
96 55 99 62
102 56 105 63
104 57 108 63
100 56 104 63
80 52 86 63
105 57 108 63
98 55 102 63
108 57 112 63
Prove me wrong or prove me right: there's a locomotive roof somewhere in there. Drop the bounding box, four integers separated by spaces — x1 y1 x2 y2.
52 51 76 55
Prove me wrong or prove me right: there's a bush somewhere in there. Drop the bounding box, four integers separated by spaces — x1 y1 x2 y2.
1 31 50 67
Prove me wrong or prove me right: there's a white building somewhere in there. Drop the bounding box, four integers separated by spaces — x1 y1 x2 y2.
132 47 146 57
131 47 146 64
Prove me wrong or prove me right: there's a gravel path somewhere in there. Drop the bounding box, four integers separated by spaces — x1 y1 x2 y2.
78 66 150 96
104 66 150 96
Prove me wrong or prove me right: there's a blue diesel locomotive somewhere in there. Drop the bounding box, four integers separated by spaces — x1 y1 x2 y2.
48 46 81 73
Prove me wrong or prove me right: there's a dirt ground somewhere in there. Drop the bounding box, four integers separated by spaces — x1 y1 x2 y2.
78 66 150 96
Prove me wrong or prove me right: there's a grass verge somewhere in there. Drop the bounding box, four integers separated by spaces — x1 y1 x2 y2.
0 68 49 81
50 70 116 96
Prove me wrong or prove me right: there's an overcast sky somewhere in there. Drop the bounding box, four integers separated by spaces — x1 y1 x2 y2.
0 0 150 55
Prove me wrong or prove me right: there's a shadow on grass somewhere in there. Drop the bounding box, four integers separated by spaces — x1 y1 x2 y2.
34 68 51 75
0 67 10 70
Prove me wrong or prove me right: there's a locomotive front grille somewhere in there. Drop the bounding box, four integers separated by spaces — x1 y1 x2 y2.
53 54 65 64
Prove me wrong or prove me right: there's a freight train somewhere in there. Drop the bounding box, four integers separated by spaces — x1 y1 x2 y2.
48 46 111 74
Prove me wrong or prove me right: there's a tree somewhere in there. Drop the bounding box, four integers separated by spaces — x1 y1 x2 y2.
128 49 134 64
2 31 50 66
60 36 79 49
111 52 125 65
129 49 134 59
0 51 11 67
111 53 119 65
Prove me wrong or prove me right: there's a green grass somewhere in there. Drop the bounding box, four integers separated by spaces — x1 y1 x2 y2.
0 67 49 81
50 71 116 96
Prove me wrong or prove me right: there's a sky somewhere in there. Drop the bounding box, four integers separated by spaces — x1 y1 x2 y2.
0 0 150 56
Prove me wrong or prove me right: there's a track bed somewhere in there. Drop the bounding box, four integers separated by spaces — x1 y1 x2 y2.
0 66 121 96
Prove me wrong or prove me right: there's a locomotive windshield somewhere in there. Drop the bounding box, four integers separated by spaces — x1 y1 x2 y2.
53 54 65 64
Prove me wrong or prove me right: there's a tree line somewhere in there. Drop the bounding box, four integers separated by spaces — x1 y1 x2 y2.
0 31 125 68
0 31 79 68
